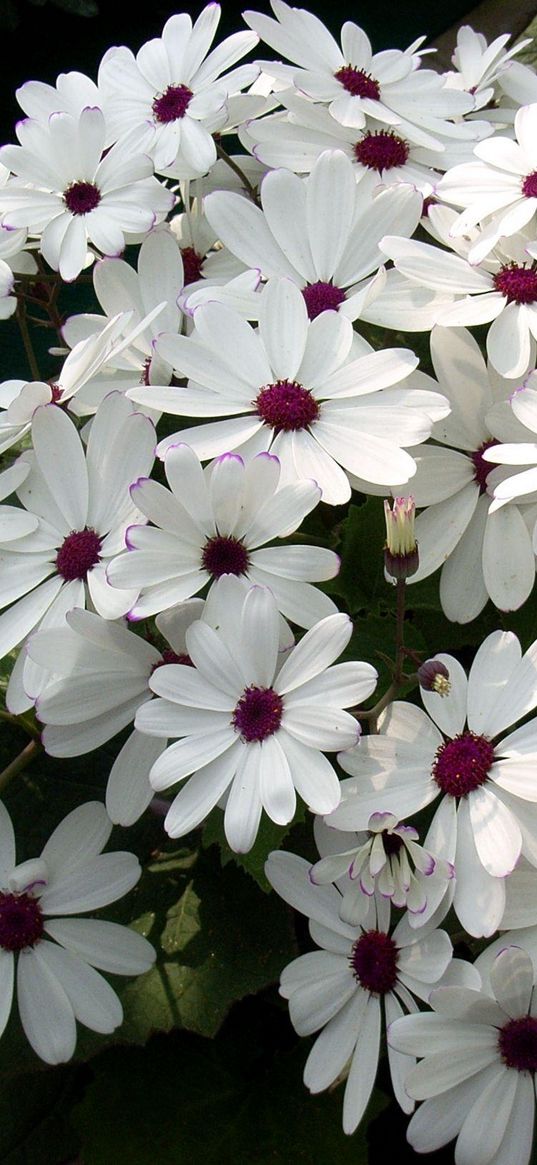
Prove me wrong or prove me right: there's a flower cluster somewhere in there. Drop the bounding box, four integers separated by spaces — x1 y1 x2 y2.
4 5 537 1162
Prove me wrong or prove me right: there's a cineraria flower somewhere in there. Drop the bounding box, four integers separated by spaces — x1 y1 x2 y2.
171 196 244 285
204 150 422 321
329 630 537 936
485 366 537 513
310 814 454 924
107 444 339 626
389 946 537 1165
265 849 455 1133
0 799 154 1064
0 108 174 281
438 105 537 263
135 578 376 849
444 25 532 110
16 71 102 123
129 277 448 504
401 326 537 622
0 461 37 543
244 2 473 143
0 393 155 670
99 6 259 178
26 602 203 826
241 90 489 193
380 226 537 377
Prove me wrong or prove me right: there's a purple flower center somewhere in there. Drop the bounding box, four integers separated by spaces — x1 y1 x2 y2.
498 1016 537 1072
382 832 404 857
0 891 44 952
63 181 101 216
350 929 399 994
181 245 204 285
55 528 102 582
201 535 250 579
255 380 320 432
354 130 410 173
493 264 537 305
471 439 499 494
432 732 494 798
153 84 193 123
232 685 283 743
302 281 346 320
335 66 380 100
522 172 537 199
151 649 193 673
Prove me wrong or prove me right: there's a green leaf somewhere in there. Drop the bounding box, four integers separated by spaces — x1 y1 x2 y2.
0 841 296 1077
332 498 398 612
202 804 305 892
72 1017 388 1164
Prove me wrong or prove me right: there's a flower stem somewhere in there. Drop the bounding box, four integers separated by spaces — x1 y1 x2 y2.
0 739 42 794
215 141 259 202
16 298 41 380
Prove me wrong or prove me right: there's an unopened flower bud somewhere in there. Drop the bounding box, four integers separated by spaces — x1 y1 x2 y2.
417 659 451 697
384 496 419 581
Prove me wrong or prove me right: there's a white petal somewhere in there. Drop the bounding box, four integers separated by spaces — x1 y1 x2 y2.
106 730 164 826
40 852 140 914
31 405 88 530
456 1065 518 1165
0 949 13 1037
35 940 122 1034
44 917 154 975
164 744 242 838
490 946 534 1018
421 653 468 737
17 946 76 1064
454 798 506 937
277 728 342 814
342 996 380 1134
469 785 521 876
224 744 263 853
467 631 521 737
40 801 111 878
276 613 352 693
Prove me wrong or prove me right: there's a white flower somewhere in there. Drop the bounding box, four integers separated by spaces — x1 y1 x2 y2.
389 946 537 1165
380 224 537 378
204 149 422 321
444 25 533 110
400 326 537 622
310 814 454 925
16 71 102 123
244 1 472 142
265 849 455 1133
135 577 376 849
99 5 259 178
438 105 537 262
128 277 448 504
0 108 174 281
328 630 537 937
0 393 155 671
107 444 339 626
485 370 537 513
26 602 203 826
0 800 154 1064
240 89 487 192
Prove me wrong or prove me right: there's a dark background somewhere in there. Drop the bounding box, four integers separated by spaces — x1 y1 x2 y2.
0 0 474 144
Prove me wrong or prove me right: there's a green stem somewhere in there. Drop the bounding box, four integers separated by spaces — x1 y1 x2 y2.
215 141 259 202
0 739 42 794
16 299 41 381
0 709 41 740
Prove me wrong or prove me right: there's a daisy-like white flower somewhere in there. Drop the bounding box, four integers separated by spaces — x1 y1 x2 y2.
380 224 537 378
389 946 537 1165
244 2 473 142
486 371 537 511
310 814 454 924
0 800 154 1064
438 105 537 263
135 577 376 849
0 108 175 281
0 393 156 669
204 149 422 322
265 848 456 1133
329 630 537 937
399 326 537 623
26 602 203 826
98 6 259 178
129 277 448 504
107 444 339 626
0 461 38 543
171 195 245 285
240 90 489 192
16 71 102 123
444 25 533 111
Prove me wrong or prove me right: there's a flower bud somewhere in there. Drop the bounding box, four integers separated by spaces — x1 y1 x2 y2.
417 658 451 697
384 496 419 581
